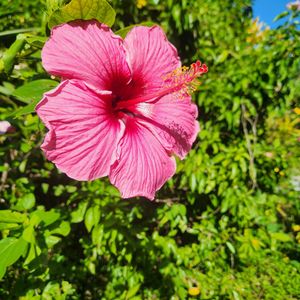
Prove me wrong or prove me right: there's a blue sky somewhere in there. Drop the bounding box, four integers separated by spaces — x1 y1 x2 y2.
253 0 290 27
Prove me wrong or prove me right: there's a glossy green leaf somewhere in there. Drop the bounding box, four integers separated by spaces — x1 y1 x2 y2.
30 209 60 227
2 34 26 74
22 225 36 244
273 11 289 22
226 241 236 254
11 100 38 118
0 210 26 223
48 0 116 28
0 238 27 279
14 193 36 210
71 201 89 223
115 22 155 38
126 284 141 299
0 223 20 230
45 235 62 248
49 221 71 237
84 205 101 232
12 79 58 104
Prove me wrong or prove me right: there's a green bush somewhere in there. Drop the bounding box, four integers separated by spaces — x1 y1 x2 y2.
0 0 299 299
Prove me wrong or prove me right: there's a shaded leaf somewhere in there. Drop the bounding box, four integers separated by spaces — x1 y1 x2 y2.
48 0 116 28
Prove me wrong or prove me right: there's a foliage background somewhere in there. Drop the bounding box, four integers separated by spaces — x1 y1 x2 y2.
0 0 299 299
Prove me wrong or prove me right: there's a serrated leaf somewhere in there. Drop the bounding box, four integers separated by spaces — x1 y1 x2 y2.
48 0 116 28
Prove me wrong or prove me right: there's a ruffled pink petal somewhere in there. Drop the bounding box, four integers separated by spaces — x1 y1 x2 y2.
135 94 200 159
42 20 131 90
109 118 176 200
124 26 180 94
36 80 124 181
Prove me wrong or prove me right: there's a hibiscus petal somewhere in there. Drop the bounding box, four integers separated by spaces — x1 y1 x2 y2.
124 26 180 94
135 94 200 159
109 118 176 200
42 20 131 90
36 80 124 181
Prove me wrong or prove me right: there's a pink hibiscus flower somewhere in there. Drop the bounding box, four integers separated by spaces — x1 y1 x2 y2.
36 20 207 200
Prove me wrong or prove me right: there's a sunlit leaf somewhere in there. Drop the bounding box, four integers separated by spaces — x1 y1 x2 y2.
0 238 27 279
2 34 26 74
115 22 155 38
48 0 116 28
0 210 26 223
13 79 58 104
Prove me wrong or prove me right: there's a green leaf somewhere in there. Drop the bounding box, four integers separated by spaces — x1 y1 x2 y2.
92 224 104 245
0 28 40 37
273 11 289 22
22 225 36 244
14 193 36 210
13 79 59 104
84 205 101 232
226 241 236 254
115 22 155 38
25 35 47 49
271 232 292 242
10 79 58 118
30 209 60 227
0 210 26 223
0 238 28 279
126 284 141 299
9 101 34 118
48 221 71 237
0 223 20 230
24 243 39 265
45 235 62 248
0 265 5 280
2 34 26 74
48 0 116 28
11 100 40 118
71 201 89 223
